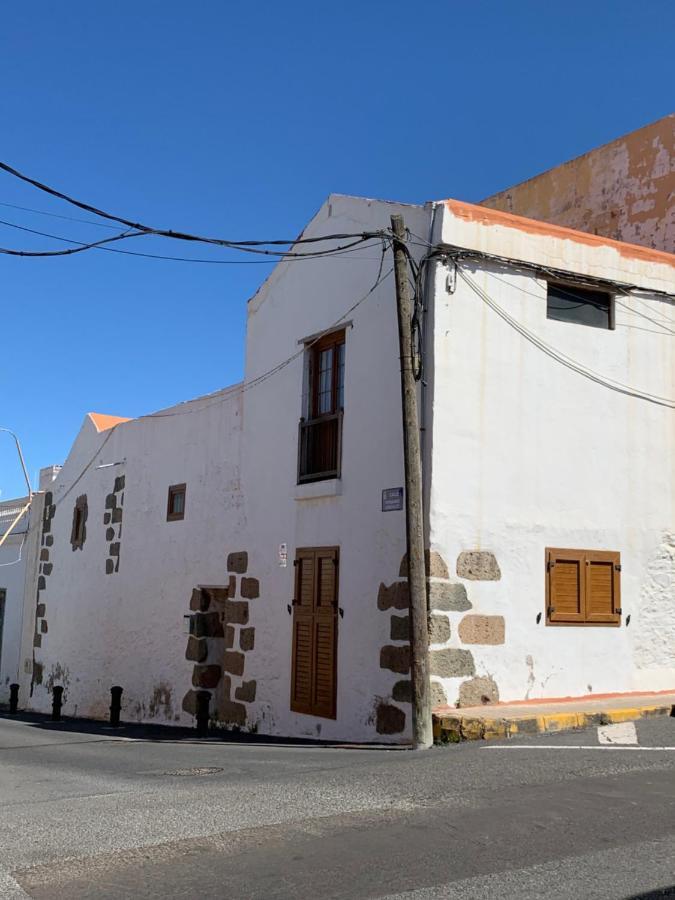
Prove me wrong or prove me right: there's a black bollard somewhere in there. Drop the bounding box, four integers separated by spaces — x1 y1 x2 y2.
9 683 19 714
110 686 123 727
51 685 64 721
195 690 210 737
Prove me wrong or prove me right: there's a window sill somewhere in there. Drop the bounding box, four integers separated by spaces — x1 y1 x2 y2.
294 479 342 501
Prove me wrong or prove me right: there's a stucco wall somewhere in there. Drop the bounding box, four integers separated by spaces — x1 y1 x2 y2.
0 499 30 703
482 115 674 254
425 203 675 706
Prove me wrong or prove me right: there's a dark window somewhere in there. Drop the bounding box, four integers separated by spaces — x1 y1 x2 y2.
167 483 186 521
298 331 345 484
546 282 614 330
546 548 621 626
70 494 87 551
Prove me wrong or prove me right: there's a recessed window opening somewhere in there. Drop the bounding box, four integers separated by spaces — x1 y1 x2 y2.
167 483 186 521
298 330 345 484
546 282 614 330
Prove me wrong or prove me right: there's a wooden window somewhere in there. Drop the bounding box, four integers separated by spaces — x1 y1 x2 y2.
547 282 614 330
290 546 339 719
546 548 621 626
298 330 345 483
166 483 186 521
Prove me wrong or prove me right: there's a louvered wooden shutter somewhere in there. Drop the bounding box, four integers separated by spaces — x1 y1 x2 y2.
585 551 621 624
290 547 338 719
547 548 585 623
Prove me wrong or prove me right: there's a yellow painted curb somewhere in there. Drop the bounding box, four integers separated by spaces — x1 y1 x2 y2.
433 702 673 744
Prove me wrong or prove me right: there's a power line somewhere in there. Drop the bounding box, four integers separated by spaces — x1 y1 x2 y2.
457 266 675 409
0 199 120 230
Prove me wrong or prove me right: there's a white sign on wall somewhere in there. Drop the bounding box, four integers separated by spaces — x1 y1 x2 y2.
382 487 404 511
278 543 288 567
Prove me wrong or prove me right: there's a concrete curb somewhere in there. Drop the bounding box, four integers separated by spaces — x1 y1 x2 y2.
433 703 674 743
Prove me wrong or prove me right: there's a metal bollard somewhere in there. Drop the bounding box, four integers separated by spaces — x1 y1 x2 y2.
195 690 210 737
9 683 19 714
51 685 64 721
110 686 123 727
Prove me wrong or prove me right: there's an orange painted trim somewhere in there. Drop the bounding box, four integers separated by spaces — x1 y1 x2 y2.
88 412 131 432
443 198 675 269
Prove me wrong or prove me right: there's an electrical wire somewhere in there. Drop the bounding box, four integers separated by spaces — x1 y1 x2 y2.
0 199 120 230
457 266 675 409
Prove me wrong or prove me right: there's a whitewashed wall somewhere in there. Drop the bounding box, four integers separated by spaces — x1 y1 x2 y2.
426 202 675 706
0 499 30 703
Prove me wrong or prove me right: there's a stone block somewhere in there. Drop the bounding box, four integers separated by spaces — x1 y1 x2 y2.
429 648 475 678
228 575 236 598
220 700 247 726
458 675 500 707
37 576 46 590
380 645 410 674
390 614 410 642
42 563 53 577
33 633 41 648
235 680 257 702
427 581 471 611
105 494 116 510
376 702 406 735
224 600 249 625
46 535 54 546
111 508 123 524
40 620 48 634
32 661 43 685
106 527 115 541
456 551 501 581
225 626 235 648
202 587 230 605
40 548 49 562
429 614 451 644
223 651 245 676
185 636 208 663
227 551 248 574
109 542 120 556
114 475 125 493
431 681 448 708
458 615 505 645
182 689 198 716
105 559 114 575
36 603 46 618
240 627 255 651
399 550 449 579
190 588 210 612
377 581 409 611
103 513 111 525
192 665 222 689
392 680 412 703
240 577 259 600
192 611 224 638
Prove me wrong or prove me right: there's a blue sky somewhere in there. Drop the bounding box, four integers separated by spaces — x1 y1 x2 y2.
1 0 673 498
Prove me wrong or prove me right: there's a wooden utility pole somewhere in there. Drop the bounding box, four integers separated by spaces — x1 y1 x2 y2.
390 214 433 750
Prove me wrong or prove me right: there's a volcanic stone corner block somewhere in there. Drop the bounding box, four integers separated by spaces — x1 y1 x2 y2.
399 550 449 580
377 581 409 611
458 615 506 645
192 611 225 638
42 563 53 576
235 680 257 703
190 588 210 612
182 689 198 716
239 627 255 651
376 702 406 735
37 576 46 590
458 675 500 708
185 635 208 663
427 581 471 612
221 700 247 727
33 633 42 648
105 493 117 510
225 625 235 649
240 577 260 600
106 527 115 541
223 651 245 677
227 551 248 574
105 559 114 575
114 475 125 493
428 614 451 645
40 620 48 634
32 661 44 685
192 665 222 689
224 600 249 625
390 614 410 642
109 542 121 557
380 644 411 675
103 513 111 525
392 680 412 703
429 648 475 679
111 508 123 524
456 551 501 581
36 603 46 618
430 680 448 708
40 549 50 562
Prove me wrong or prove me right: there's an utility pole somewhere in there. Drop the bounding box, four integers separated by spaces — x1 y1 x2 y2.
390 214 433 750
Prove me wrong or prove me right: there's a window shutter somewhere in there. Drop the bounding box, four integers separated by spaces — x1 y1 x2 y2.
547 548 585 623
290 551 315 714
585 551 621 624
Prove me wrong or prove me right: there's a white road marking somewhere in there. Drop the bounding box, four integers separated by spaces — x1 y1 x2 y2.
483 745 675 751
597 722 638 745
0 867 31 898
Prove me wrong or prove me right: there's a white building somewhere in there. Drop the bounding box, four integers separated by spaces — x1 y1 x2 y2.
0 496 31 703
17 196 675 742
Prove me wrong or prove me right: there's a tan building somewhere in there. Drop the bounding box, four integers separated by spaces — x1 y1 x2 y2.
482 114 674 253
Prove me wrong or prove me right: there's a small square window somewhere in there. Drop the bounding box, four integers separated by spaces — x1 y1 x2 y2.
547 282 614 330
167 483 186 521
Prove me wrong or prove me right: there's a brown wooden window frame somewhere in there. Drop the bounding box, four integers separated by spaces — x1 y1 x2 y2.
166 483 186 522
545 547 621 627
290 545 339 719
297 329 345 484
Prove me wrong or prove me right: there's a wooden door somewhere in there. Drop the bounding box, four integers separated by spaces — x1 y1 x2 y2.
290 547 338 719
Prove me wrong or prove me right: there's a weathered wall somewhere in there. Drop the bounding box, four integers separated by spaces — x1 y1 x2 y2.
425 201 675 707
0 498 30 703
482 114 675 253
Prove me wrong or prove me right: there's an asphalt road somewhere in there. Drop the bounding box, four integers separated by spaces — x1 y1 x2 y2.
0 713 674 899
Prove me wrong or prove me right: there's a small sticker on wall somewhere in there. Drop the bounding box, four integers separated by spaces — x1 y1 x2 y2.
382 487 404 511
278 543 288 567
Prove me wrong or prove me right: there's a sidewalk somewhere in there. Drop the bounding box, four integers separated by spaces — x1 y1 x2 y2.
433 690 675 742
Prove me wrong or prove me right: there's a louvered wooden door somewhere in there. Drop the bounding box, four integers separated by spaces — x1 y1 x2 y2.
290 547 338 718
